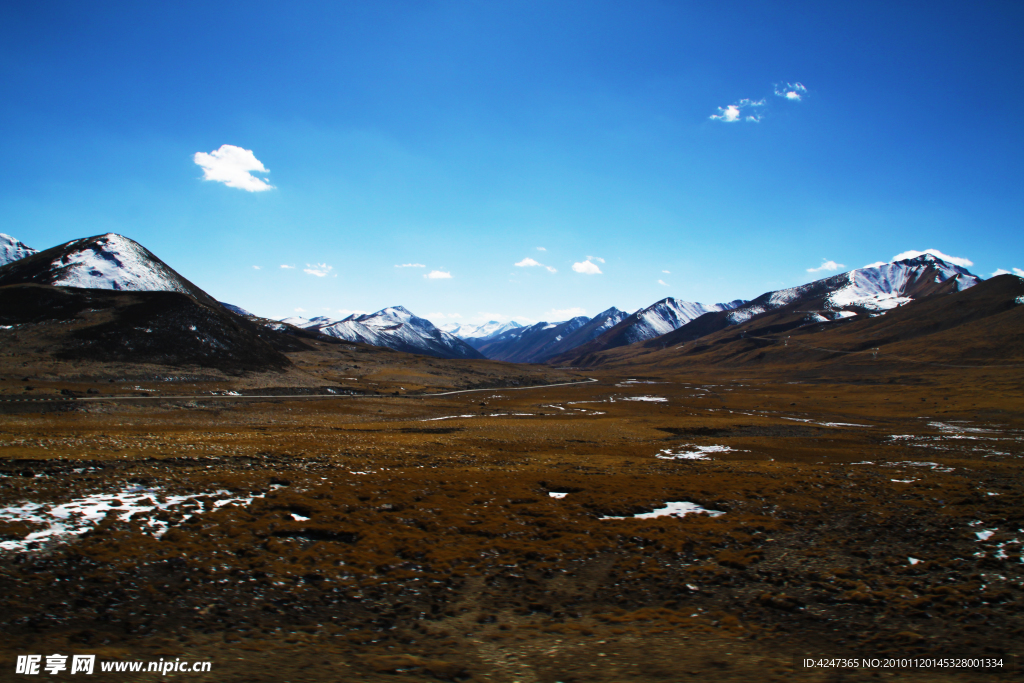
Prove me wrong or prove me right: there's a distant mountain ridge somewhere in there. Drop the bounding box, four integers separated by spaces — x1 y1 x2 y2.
0 232 990 368
441 320 523 340
557 253 982 367
281 307 484 360
470 307 629 363
546 298 745 363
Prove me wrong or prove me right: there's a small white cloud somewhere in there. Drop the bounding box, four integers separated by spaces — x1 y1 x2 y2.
807 259 845 273
587 255 605 263
892 249 973 267
710 98 766 123
294 307 307 313
194 144 274 192
516 256 557 272
304 263 332 277
536 247 546 251
425 270 452 279
712 105 741 122
252 265 261 270
395 263 426 268
547 307 587 319
991 268 1024 277
280 264 295 270
572 259 602 275
658 279 669 286
662 270 671 274
775 82 808 101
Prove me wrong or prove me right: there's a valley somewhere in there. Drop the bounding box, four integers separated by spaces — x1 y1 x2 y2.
1 363 1022 682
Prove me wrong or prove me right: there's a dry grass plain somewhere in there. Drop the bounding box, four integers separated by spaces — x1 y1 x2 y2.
1 359 1022 681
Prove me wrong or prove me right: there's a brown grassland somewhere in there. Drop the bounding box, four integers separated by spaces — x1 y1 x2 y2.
1 316 1023 681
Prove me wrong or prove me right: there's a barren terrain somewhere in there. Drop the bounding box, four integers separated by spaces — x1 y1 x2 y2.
1 352 1022 681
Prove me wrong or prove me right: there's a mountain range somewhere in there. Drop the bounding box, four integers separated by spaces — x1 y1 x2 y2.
280 307 483 360
0 232 1005 370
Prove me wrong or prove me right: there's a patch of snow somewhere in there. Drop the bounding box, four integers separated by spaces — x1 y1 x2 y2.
976 530 996 542
548 492 567 499
601 501 725 520
656 445 744 460
0 486 261 552
621 396 667 402
908 557 921 565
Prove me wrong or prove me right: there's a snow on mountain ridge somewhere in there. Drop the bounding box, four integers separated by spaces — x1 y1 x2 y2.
627 298 744 343
50 234 190 293
0 234 37 266
279 306 483 359
826 254 978 311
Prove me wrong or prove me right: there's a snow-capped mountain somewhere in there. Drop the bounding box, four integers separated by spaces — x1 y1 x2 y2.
722 253 978 326
547 298 745 362
0 233 222 308
0 234 37 266
635 252 982 353
441 320 524 340
281 306 484 360
468 309 629 363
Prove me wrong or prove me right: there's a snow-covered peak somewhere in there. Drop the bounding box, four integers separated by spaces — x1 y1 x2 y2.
441 320 524 340
828 255 978 311
633 298 738 338
0 233 37 267
45 233 190 293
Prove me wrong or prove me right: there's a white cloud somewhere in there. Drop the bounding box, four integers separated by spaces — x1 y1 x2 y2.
662 270 671 274
536 247 546 251
710 98 766 123
294 307 307 313
395 263 426 268
572 259 602 275
807 259 845 273
425 270 452 279
194 144 274 192
304 263 332 277
547 307 587 319
658 279 669 286
426 312 462 319
774 82 808 101
280 264 295 269
892 249 973 267
515 256 557 273
991 268 1024 277
252 265 261 270
587 255 605 263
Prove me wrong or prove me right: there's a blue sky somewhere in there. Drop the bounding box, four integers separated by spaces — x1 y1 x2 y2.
2 1 1022 324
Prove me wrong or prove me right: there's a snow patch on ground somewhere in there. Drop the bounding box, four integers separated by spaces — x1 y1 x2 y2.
0 486 261 552
601 501 725 520
656 445 744 460
621 396 667 402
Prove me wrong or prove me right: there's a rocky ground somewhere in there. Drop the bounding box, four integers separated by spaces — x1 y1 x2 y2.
1 366 1022 681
